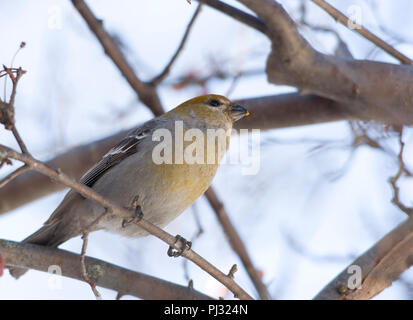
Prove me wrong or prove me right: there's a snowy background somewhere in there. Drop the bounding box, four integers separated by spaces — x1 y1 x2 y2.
1 0 413 299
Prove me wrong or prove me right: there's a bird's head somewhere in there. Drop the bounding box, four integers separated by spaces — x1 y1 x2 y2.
168 94 249 126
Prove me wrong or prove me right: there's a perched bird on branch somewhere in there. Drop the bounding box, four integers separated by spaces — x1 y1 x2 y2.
10 94 249 278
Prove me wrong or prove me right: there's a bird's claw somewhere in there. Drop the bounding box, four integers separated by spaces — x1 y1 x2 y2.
122 205 144 228
167 235 192 257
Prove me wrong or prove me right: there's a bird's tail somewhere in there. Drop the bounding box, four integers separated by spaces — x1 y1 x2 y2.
9 222 68 279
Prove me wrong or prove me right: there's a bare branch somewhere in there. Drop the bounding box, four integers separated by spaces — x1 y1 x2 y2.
0 239 213 300
0 164 28 188
80 209 112 298
150 4 203 85
11 126 29 155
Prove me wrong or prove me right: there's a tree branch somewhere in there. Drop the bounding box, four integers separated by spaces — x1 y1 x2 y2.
0 239 212 300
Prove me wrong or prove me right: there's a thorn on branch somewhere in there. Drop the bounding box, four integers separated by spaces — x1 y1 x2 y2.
227 264 238 279
80 231 101 299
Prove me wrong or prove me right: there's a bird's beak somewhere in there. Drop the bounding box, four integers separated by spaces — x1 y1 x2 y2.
230 104 250 122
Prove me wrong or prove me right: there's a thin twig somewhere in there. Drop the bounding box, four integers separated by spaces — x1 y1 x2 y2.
80 232 101 298
11 126 29 155
150 4 203 85
80 209 112 298
311 0 413 65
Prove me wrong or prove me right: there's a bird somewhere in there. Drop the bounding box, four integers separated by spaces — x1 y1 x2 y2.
10 94 249 278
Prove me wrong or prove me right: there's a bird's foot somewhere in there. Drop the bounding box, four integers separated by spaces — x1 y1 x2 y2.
167 235 192 257
122 205 144 228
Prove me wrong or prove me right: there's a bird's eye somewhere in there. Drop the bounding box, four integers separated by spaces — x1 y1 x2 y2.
209 99 221 107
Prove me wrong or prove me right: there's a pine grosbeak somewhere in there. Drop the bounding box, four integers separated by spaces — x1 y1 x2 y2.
10 94 248 278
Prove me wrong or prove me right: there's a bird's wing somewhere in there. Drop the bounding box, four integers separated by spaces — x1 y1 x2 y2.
80 126 151 187
43 123 153 226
